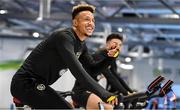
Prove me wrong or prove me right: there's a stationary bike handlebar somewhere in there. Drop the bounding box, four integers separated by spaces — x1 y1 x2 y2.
117 75 165 103
119 92 146 102
160 80 173 96
113 78 174 109
146 76 165 95
118 79 174 105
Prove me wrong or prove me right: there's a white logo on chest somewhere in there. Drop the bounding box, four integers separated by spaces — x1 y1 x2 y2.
76 52 81 58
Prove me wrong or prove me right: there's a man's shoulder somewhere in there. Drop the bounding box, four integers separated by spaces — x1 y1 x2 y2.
92 48 107 60
50 28 75 40
53 27 73 35
95 48 106 54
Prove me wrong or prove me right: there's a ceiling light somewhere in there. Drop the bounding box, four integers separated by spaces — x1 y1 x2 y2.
33 32 40 38
119 63 134 70
125 57 131 62
36 17 43 21
161 14 180 19
117 27 123 32
0 10 8 14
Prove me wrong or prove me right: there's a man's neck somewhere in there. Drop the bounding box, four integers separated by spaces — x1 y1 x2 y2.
73 27 87 41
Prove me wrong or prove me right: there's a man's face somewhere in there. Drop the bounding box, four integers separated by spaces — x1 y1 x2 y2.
106 38 123 53
74 11 95 37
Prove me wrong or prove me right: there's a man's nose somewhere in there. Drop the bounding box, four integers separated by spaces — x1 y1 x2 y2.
88 20 94 25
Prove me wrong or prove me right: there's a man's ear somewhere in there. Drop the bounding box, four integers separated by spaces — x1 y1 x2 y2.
73 19 78 27
106 41 111 50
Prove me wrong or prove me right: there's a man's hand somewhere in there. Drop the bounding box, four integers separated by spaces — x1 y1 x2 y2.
106 42 120 58
128 91 136 96
106 95 118 105
107 49 119 58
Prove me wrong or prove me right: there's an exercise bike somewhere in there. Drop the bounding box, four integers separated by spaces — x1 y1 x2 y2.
13 75 175 110
111 77 175 109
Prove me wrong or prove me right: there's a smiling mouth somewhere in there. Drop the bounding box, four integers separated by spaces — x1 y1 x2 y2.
86 29 94 33
86 26 94 30
87 29 93 32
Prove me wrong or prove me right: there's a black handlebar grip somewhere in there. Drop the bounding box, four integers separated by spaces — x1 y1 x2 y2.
147 76 165 95
159 80 173 96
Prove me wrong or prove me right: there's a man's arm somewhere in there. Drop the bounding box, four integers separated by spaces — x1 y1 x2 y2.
110 60 134 93
79 47 116 74
89 50 133 94
102 69 129 95
111 71 133 93
55 32 114 101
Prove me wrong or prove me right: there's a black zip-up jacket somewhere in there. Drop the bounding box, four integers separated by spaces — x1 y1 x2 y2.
15 28 115 101
73 48 133 95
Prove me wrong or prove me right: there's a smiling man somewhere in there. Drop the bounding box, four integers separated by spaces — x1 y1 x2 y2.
10 4 119 109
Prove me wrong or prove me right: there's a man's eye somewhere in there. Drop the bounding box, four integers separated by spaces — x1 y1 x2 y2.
85 18 90 21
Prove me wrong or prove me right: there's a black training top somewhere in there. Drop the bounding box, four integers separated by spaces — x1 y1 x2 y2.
73 48 132 95
15 28 115 101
